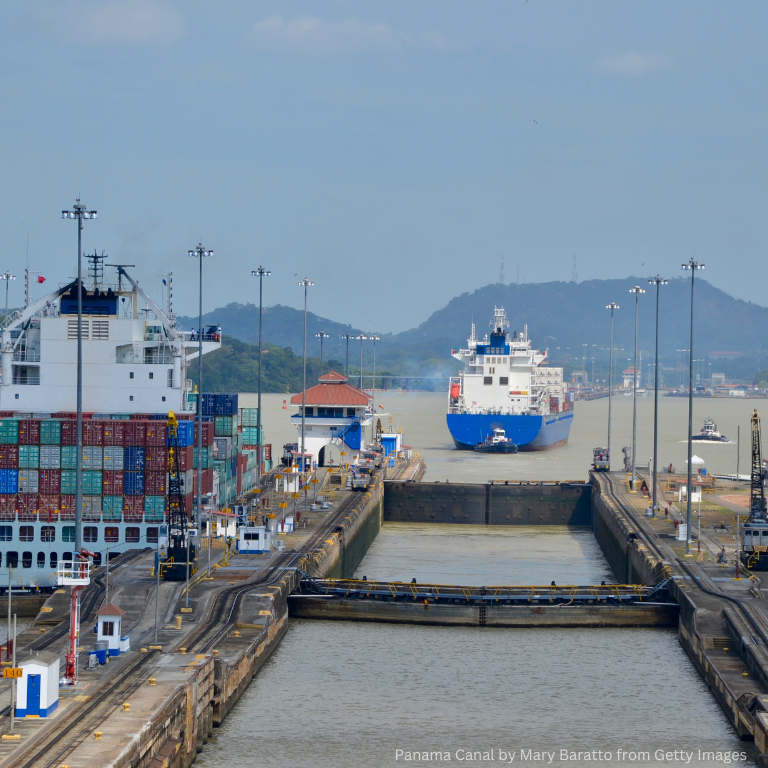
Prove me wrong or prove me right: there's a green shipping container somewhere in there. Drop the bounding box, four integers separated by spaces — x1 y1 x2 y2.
214 460 231 480
214 416 235 437
61 470 77 495
83 470 103 496
239 408 259 427
18 445 39 469
102 495 124 520
241 427 264 446
61 446 78 470
193 446 212 470
40 420 62 445
145 496 165 515
0 420 18 445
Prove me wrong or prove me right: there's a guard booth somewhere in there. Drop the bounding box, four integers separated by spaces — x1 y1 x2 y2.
380 430 403 458
96 604 128 656
16 652 59 717
238 526 272 554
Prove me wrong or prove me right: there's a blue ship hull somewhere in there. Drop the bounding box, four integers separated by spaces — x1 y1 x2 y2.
446 413 574 451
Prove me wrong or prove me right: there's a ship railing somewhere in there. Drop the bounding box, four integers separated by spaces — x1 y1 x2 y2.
12 349 40 362
57 559 91 586
179 331 221 343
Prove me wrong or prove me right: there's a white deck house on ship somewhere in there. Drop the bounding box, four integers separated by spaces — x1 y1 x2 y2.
0 261 220 413
290 371 372 466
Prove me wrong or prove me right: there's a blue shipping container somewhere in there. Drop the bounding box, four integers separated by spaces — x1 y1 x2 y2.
170 421 194 447
123 471 145 496
201 394 216 417
124 446 146 471
0 469 18 494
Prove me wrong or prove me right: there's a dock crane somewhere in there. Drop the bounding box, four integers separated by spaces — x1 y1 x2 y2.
741 409 768 570
161 412 197 581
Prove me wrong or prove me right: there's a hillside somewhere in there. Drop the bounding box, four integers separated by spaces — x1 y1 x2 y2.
179 278 768 381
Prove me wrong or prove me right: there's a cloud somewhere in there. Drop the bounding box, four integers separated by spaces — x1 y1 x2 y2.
595 52 672 78
249 15 454 54
39 0 185 47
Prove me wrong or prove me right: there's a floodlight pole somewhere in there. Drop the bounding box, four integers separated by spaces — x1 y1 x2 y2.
683 258 704 554
315 330 330 372
605 302 619 467
369 335 380 443
341 333 353 377
629 285 645 491
649 276 667 516
62 200 97 552
0 273 15 321
251 267 271 488
299 280 314 474
356 335 367 390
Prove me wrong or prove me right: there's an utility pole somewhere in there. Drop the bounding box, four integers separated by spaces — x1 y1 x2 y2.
315 330 330 371
369 335 380 443
356 334 367 390
251 267 271 487
606 303 619 467
341 333 353 378
648 276 667 516
682 258 704 554
629 285 645 491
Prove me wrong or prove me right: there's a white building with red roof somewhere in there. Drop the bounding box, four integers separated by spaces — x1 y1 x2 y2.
290 371 372 465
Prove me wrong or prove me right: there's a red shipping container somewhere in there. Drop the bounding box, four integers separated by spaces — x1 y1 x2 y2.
18 420 41 445
61 420 76 446
184 493 193 516
129 413 152 420
145 471 167 496
176 445 193 472
103 421 126 446
264 444 272 461
59 494 76 520
145 423 167 447
52 412 76 419
0 445 18 469
83 421 104 446
123 495 145 522
146 447 168 472
194 422 214 447
102 470 124 495
237 474 242 494
124 421 146 446
38 495 60 522
39 469 61 495
18 493 37 515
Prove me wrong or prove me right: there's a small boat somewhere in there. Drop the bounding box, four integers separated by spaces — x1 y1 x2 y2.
692 418 728 442
473 428 518 454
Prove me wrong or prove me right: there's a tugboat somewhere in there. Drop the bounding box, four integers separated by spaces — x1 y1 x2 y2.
693 418 728 442
473 428 518 454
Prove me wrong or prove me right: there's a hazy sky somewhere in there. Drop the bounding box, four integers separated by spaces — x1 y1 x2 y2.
1 2 766 332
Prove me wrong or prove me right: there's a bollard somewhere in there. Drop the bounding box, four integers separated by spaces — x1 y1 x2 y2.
179 647 187 655
94 732 103 740
122 702 131 711
39 628 45 634
149 677 156 686
213 650 219 656
233 630 240 638
175 615 182 630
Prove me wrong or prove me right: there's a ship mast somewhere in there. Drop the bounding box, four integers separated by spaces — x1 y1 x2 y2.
750 409 766 521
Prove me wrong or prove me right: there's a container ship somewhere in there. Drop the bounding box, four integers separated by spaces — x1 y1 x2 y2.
0 256 269 590
446 307 574 451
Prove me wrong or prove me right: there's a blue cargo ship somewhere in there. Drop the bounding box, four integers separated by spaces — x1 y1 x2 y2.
447 308 574 451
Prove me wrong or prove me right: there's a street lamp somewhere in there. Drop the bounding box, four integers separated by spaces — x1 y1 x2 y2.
299 279 314 474
628 285 645 491
682 258 705 554
62 200 97 552
369 335 380 442
648 276 667 517
605 303 619 466
340 333 353 378
189 244 213 584
0 273 16 321
251 267 271 488
315 330 330 371
356 334 367 390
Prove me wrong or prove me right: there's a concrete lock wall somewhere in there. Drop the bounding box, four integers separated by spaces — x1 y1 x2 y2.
383 481 592 526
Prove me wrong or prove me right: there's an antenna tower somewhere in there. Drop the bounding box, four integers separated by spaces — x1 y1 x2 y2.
86 251 106 289
571 255 578 283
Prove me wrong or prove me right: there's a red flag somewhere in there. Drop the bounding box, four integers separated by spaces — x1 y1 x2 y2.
37 276 46 283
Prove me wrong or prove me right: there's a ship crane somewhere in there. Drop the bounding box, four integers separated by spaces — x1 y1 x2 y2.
750 408 767 522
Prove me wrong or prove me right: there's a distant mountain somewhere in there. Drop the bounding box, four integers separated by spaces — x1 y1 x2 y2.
180 278 768 381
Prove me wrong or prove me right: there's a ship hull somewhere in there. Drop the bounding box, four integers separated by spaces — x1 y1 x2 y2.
447 413 573 452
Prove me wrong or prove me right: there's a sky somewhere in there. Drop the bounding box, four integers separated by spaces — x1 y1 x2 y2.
1 1 766 332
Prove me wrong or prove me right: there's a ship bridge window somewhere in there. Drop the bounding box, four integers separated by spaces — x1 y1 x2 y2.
37 552 45 568
62 526 75 543
105 527 119 543
6 552 17 568
19 526 33 542
41 526 55 542
13 366 40 385
125 527 140 543
49 552 57 569
22 551 32 568
84 526 98 543
0 526 11 542
146 527 159 544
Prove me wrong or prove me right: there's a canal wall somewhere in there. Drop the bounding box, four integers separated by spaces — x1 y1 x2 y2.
288 596 678 628
384 480 591 525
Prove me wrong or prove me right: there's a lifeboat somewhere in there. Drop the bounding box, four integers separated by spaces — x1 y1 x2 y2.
450 383 461 401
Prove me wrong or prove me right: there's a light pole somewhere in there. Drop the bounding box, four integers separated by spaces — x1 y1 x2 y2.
606 303 619 467
251 267 271 488
369 335 380 443
315 330 330 371
62 199 97 552
188 244 213 541
682 258 705 554
341 333 353 378
628 285 645 491
0 273 15 321
648 276 667 517
356 334 367 390
299 279 314 473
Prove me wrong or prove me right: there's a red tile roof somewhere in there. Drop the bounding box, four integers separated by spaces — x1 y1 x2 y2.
97 603 126 616
290 376 371 406
318 370 348 382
